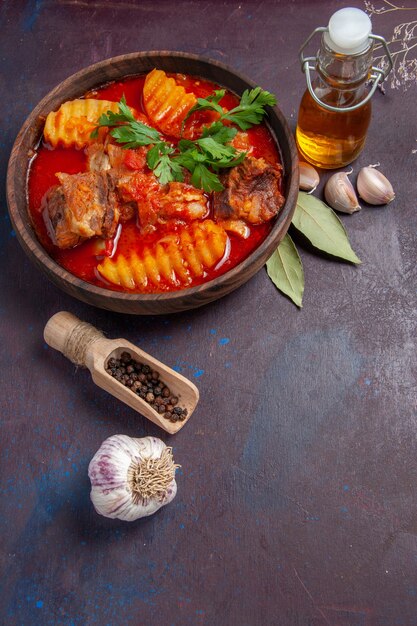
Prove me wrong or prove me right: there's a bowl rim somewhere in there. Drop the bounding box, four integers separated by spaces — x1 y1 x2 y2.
7 50 299 305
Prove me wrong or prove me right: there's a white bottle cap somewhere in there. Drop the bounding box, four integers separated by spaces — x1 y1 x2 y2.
324 7 372 54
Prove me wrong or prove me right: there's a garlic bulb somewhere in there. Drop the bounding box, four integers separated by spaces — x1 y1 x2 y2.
324 171 361 214
357 166 395 205
88 435 179 521
299 161 320 192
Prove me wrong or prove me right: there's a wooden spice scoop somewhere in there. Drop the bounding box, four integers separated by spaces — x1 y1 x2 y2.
44 311 199 434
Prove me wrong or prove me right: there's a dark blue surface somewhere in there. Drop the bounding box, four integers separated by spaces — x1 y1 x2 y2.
1 1 417 625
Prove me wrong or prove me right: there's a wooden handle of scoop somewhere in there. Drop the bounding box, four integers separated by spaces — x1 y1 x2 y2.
44 311 109 368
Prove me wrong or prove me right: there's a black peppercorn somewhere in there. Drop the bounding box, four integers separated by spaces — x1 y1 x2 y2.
120 352 131 364
105 351 187 423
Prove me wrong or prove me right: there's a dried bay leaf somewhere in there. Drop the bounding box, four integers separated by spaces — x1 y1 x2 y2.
266 233 304 307
292 192 361 264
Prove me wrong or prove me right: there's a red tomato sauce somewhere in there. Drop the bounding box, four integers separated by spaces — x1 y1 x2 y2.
27 75 282 293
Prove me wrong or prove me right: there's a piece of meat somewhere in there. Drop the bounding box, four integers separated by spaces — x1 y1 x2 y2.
217 219 250 239
230 131 253 155
86 144 111 172
116 174 209 232
46 171 120 247
86 141 149 223
213 156 284 225
107 144 129 170
44 185 84 249
119 202 136 223
87 141 149 175
116 171 160 206
157 182 208 222
116 171 162 233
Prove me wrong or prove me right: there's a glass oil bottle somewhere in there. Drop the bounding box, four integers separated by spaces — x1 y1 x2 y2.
296 7 393 169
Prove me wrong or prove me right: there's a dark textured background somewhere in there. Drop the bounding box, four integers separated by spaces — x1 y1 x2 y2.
1 1 416 625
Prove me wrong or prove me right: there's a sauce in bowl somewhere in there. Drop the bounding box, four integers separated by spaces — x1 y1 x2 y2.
27 74 283 293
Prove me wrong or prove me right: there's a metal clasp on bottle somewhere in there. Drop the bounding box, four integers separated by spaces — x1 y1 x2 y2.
299 27 393 113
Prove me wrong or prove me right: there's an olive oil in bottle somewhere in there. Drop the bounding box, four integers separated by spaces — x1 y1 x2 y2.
296 7 392 169
296 84 372 169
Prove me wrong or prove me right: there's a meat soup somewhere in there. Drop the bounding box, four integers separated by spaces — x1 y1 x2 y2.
28 71 284 293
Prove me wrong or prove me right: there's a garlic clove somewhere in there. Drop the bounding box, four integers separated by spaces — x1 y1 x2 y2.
357 166 395 205
299 161 320 192
324 171 361 214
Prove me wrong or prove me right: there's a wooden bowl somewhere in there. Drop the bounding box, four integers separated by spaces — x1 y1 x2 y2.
7 52 299 315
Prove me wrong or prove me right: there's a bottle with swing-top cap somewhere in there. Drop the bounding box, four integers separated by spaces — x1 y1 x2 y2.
296 7 393 169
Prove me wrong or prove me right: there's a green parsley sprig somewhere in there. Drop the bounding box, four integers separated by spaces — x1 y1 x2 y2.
91 97 162 147
183 86 277 130
147 143 184 186
174 124 245 193
91 87 276 192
